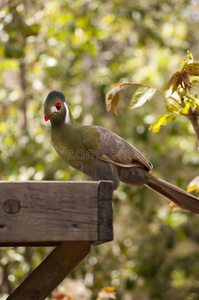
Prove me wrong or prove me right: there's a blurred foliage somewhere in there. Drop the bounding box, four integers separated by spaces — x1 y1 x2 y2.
1 0 199 299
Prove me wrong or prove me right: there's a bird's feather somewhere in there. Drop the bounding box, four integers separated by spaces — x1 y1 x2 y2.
83 126 152 171
145 173 199 213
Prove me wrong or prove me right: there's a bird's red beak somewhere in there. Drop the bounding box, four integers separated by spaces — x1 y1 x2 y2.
44 114 53 121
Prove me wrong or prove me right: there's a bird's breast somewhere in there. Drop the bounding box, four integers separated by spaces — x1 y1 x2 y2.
51 126 94 169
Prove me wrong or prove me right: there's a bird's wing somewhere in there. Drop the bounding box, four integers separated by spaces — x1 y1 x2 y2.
83 126 152 171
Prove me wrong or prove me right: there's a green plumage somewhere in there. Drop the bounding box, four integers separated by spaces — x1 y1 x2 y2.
51 123 100 170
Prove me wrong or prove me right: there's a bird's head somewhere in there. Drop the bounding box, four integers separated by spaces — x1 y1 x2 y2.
44 90 72 125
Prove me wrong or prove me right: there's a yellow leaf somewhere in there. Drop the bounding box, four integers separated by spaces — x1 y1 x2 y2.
187 184 198 193
111 82 121 88
180 102 191 115
187 176 199 194
105 84 122 115
170 203 180 213
111 105 118 116
97 286 116 300
52 293 73 300
101 287 116 292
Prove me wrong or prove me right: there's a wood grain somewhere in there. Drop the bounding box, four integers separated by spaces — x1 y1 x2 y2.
7 241 90 300
0 181 113 245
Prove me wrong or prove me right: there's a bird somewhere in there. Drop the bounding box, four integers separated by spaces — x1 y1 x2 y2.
44 90 199 214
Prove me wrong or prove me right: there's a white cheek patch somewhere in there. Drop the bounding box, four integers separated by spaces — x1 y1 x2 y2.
51 106 57 113
64 102 71 124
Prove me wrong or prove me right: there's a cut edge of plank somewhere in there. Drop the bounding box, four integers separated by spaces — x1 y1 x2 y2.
93 180 114 245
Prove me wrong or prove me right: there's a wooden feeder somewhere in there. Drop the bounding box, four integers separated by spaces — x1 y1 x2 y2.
0 180 113 300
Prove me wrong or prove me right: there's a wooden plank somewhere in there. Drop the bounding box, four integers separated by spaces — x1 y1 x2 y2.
7 241 91 300
0 181 98 244
0 181 114 245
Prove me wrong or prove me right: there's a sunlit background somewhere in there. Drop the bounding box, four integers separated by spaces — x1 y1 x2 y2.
1 0 199 299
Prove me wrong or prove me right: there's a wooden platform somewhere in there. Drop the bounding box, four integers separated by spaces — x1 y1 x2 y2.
0 180 114 300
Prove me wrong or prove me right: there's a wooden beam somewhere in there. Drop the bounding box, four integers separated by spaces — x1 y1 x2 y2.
0 181 113 245
7 241 91 300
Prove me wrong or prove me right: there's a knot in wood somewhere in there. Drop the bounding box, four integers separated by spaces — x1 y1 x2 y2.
3 199 20 214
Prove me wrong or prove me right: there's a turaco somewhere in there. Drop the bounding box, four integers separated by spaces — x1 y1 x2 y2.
44 90 199 214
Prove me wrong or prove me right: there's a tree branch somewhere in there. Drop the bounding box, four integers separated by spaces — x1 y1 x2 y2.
18 60 28 135
186 113 199 150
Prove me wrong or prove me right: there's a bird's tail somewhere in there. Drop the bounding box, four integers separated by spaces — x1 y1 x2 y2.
145 173 199 214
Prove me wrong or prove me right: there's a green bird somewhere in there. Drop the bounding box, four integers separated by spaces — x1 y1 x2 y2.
44 90 199 214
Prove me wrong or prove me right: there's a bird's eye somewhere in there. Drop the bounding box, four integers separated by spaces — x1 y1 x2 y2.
55 101 61 110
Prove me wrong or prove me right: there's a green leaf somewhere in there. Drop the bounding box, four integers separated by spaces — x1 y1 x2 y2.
149 113 176 132
181 50 194 69
166 102 180 113
187 50 194 62
164 85 173 99
130 87 156 109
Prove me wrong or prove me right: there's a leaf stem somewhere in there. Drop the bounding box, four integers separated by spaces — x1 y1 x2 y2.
120 82 179 103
